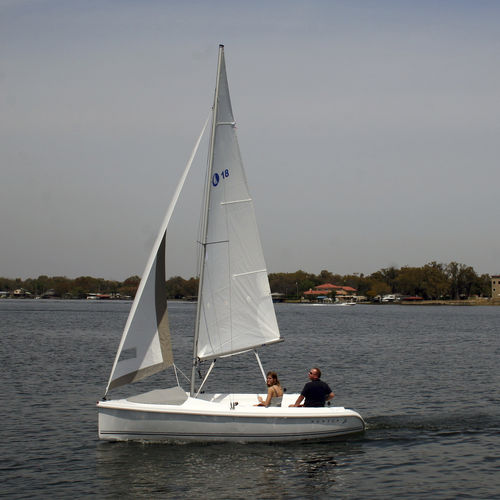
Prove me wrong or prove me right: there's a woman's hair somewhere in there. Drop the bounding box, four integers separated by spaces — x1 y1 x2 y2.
266 371 280 386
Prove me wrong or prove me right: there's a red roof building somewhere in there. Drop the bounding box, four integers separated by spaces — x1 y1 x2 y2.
303 283 357 297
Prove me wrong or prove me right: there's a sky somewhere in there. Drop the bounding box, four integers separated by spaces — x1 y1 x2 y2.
1 0 500 281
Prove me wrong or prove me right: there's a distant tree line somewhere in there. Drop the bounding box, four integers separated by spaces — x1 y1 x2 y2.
0 274 198 300
0 261 491 300
0 275 141 299
268 262 491 300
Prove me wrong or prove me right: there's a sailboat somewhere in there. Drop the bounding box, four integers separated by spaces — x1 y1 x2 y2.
97 45 365 442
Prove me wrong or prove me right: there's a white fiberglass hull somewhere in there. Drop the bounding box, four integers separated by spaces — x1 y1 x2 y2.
97 389 365 443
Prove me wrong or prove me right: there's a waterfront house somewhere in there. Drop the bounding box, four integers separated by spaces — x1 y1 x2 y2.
303 283 358 302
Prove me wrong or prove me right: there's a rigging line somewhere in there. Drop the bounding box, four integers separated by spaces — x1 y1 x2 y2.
173 364 180 387
254 350 267 383
173 364 191 384
195 359 217 397
195 136 212 279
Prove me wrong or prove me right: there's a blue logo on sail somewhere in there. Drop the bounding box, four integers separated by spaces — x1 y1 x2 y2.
212 173 219 187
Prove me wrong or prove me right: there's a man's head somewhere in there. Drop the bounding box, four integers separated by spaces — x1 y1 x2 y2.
308 367 321 380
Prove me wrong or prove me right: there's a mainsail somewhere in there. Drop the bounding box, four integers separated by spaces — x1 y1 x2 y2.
195 45 281 361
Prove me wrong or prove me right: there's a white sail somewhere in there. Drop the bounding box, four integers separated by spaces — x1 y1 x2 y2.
106 233 173 392
98 46 366 444
105 117 209 394
196 46 280 361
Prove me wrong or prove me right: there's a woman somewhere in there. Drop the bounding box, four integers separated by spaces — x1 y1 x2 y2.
255 371 283 407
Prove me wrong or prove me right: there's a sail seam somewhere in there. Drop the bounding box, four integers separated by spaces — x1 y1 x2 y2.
221 198 251 205
203 239 229 245
233 269 267 278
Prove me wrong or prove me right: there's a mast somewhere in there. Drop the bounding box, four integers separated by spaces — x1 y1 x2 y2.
190 44 224 396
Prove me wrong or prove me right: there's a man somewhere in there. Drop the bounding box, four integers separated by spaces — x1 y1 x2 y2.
289 367 334 407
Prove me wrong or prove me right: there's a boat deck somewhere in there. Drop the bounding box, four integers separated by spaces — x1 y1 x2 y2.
98 387 360 419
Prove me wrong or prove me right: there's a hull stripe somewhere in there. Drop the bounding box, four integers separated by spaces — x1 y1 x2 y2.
99 427 364 439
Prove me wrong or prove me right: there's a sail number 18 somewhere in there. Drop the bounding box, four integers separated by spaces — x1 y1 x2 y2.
212 169 230 187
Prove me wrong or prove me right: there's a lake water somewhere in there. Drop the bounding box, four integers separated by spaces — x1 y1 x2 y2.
1 300 499 498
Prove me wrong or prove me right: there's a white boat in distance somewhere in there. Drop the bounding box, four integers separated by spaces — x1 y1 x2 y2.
97 45 365 443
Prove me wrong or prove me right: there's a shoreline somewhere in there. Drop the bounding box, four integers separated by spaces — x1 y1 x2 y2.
2 297 499 306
